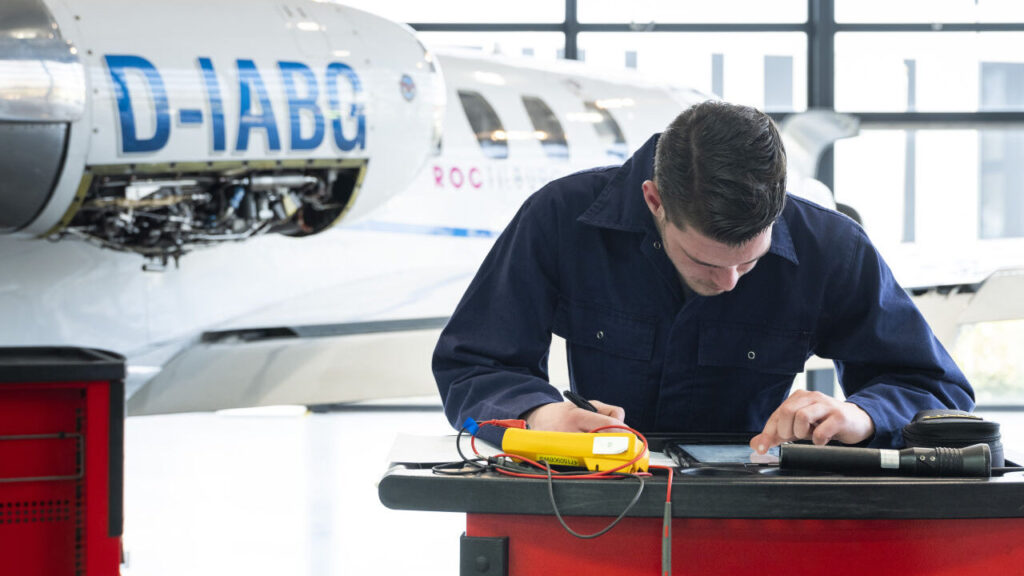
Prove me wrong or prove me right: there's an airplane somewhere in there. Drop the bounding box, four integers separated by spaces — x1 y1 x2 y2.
2 1 1021 416
1 0 443 406
120 50 876 414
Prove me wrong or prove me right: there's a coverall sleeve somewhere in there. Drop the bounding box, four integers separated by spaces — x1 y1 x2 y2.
815 227 975 447
432 193 564 431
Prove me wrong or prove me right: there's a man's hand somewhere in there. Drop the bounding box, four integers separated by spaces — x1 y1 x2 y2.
750 390 875 454
524 400 626 433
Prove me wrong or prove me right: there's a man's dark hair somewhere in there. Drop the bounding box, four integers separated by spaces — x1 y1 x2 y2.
653 100 787 246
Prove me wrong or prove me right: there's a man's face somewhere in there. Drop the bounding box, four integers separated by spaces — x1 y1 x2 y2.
652 206 773 297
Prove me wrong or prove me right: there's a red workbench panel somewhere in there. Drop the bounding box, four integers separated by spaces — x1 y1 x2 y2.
0 381 119 576
468 512 1024 576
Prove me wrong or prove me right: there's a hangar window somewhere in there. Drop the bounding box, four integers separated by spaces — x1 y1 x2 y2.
522 96 569 159
836 0 1024 23
577 0 806 23
576 32 808 112
458 90 509 159
835 32 1024 113
584 101 628 160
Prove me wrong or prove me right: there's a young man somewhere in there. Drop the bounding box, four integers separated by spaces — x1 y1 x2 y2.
433 100 973 452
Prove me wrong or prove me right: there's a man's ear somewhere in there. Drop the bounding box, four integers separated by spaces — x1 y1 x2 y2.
642 180 663 217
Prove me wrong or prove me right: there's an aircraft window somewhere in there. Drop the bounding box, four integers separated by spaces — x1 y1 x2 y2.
522 96 569 159
584 101 628 160
458 90 508 159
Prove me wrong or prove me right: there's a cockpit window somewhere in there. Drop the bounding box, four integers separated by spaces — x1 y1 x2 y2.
522 96 568 160
584 101 628 160
457 90 508 159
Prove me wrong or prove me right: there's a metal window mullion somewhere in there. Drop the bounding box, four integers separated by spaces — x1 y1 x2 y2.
564 0 579 60
407 23 563 32
408 23 808 33
575 23 808 33
808 0 836 111
808 0 836 190
836 23 1024 33
855 112 1024 128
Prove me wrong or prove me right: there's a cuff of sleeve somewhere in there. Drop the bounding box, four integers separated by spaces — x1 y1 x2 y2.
474 424 506 448
845 396 897 449
496 390 562 423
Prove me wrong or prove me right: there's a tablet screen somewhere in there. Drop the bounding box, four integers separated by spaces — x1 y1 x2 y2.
675 443 779 465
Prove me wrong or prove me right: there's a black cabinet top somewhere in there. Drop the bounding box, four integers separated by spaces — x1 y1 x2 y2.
0 347 125 383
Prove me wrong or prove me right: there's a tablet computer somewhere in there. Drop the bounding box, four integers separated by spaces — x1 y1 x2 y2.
667 443 779 467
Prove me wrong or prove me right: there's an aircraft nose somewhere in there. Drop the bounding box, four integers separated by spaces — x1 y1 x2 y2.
0 0 86 232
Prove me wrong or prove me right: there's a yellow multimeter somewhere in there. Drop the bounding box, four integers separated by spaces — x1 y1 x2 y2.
501 428 648 473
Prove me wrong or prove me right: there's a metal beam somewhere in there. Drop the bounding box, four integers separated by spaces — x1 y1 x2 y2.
807 0 836 188
856 112 1024 128
408 23 562 32
408 23 808 33
837 22 1024 33
564 0 579 60
808 0 835 110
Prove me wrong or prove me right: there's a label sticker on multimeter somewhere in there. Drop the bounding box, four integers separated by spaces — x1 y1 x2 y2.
592 436 630 455
536 454 584 467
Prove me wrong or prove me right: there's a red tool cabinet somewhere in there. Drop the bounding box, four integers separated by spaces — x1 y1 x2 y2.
0 347 125 576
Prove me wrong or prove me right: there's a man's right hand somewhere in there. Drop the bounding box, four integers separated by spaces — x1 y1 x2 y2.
523 400 626 433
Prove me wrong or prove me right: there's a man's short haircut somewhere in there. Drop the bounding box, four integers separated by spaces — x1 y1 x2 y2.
653 100 787 246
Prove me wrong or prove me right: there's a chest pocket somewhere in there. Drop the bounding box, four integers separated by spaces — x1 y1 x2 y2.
553 299 656 361
698 321 810 375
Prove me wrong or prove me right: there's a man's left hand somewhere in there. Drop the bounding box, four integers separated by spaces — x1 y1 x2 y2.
749 390 875 454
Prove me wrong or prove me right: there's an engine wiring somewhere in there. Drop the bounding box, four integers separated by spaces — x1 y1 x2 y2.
58 164 361 267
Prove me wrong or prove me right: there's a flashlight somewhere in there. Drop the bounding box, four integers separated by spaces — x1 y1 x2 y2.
780 443 991 477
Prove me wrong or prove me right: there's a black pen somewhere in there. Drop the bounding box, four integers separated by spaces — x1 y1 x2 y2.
562 389 598 413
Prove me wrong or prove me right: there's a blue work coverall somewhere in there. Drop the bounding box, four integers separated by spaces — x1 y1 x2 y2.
433 135 974 448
